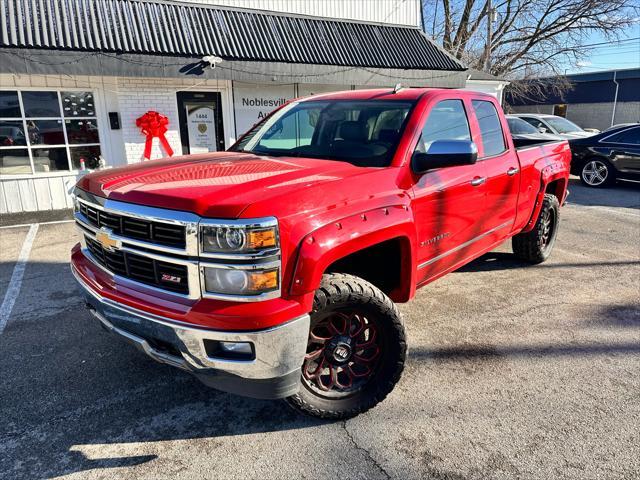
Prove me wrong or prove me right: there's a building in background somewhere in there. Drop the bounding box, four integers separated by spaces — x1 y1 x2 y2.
505 68 640 131
0 0 499 215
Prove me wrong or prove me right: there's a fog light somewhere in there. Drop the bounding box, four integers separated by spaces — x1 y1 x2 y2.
219 341 252 355
203 339 255 360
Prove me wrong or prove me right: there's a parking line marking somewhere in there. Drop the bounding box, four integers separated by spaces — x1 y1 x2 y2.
0 219 74 230
0 223 39 336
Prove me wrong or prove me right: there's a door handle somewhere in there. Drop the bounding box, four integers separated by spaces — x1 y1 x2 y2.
471 176 486 186
507 167 519 176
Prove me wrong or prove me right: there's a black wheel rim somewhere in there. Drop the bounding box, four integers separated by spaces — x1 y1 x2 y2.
301 310 382 398
540 207 555 251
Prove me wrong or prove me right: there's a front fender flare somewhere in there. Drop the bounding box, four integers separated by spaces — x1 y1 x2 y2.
289 205 417 301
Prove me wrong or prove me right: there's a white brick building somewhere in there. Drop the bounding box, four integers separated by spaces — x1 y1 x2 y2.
0 0 504 215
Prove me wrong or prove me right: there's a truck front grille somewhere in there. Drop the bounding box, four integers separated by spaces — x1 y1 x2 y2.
85 236 189 294
79 202 186 248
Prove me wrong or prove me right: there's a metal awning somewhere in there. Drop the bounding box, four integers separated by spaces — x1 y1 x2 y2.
0 0 464 71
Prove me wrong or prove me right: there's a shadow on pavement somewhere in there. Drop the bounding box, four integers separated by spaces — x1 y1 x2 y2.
456 251 639 273
411 341 640 362
409 303 640 363
565 177 640 209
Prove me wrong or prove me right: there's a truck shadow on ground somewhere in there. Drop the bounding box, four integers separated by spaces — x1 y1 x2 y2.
455 251 640 273
409 303 640 364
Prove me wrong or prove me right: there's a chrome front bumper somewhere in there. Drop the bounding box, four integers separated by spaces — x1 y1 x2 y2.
72 267 310 399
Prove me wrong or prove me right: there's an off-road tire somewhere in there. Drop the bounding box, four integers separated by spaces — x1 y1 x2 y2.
286 273 406 420
512 193 559 264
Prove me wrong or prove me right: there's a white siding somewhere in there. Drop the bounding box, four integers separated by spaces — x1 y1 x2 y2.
0 182 6 214
464 80 509 104
16 179 37 212
2 181 22 213
183 0 421 26
33 177 53 210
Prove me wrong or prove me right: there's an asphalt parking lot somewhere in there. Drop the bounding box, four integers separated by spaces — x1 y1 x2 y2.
1 178 639 480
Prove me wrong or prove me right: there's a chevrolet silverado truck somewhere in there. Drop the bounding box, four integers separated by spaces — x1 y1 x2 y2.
71 88 570 419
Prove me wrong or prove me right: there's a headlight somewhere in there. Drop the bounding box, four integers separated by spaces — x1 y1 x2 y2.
200 220 278 253
203 266 279 296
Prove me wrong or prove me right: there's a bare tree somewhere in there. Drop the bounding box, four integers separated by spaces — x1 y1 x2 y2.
422 0 638 100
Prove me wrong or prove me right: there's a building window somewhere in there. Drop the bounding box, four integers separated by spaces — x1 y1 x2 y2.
0 90 101 176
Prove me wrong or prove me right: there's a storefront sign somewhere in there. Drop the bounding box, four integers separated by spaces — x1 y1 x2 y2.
186 104 217 153
233 84 295 136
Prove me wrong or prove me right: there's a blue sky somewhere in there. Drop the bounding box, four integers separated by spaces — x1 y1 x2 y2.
564 25 640 74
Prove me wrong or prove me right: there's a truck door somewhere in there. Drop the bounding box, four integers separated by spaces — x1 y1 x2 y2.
470 99 519 244
411 99 488 284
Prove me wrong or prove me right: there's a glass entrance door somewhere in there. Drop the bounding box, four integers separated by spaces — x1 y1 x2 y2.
176 92 225 154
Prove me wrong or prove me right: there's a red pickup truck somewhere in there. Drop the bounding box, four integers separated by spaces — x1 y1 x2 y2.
71 88 570 419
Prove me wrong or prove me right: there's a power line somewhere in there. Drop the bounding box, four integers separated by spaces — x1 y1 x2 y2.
577 37 640 49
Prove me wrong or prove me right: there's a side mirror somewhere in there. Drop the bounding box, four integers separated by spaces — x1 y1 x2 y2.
538 126 548 134
411 140 478 175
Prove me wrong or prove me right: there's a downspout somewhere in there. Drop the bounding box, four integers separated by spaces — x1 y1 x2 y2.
611 71 619 127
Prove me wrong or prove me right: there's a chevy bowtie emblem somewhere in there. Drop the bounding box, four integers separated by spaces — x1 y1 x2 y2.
95 228 121 252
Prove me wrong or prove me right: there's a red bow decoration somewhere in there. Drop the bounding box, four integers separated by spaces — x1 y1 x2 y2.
136 111 174 160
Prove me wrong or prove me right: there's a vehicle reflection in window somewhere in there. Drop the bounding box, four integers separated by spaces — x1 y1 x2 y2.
0 121 26 146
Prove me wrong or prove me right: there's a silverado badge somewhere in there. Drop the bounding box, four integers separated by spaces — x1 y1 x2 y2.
95 228 121 252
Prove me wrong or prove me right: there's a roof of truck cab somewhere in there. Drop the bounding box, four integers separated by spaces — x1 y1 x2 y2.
297 88 494 102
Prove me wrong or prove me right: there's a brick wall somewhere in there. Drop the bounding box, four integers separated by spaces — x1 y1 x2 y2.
115 77 235 164
117 78 184 163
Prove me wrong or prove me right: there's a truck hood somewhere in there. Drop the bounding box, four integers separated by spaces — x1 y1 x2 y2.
77 152 379 218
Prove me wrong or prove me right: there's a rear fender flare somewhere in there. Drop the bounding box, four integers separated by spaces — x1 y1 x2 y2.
522 167 568 232
289 205 417 301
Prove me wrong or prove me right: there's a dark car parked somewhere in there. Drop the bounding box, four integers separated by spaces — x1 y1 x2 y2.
569 124 640 187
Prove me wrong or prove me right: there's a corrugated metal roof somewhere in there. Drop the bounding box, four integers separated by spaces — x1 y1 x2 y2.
0 0 465 71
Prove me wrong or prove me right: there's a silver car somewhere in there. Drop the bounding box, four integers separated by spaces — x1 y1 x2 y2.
513 114 597 140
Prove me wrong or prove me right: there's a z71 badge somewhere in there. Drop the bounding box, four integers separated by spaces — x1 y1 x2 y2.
161 274 182 283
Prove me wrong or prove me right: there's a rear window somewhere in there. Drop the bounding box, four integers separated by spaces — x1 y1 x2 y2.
507 117 538 135
606 126 640 145
472 100 506 157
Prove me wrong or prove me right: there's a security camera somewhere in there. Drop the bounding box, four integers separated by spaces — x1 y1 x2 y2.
201 55 223 69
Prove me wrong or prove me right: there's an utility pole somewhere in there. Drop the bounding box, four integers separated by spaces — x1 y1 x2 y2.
484 0 494 72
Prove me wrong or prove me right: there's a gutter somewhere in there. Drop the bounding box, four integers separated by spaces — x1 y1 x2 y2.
611 71 619 127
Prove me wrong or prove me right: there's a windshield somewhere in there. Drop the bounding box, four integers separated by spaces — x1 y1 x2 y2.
507 117 538 135
545 117 583 134
231 100 414 167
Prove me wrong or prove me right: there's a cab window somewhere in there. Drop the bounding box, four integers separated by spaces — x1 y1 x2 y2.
472 100 506 157
414 99 471 153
